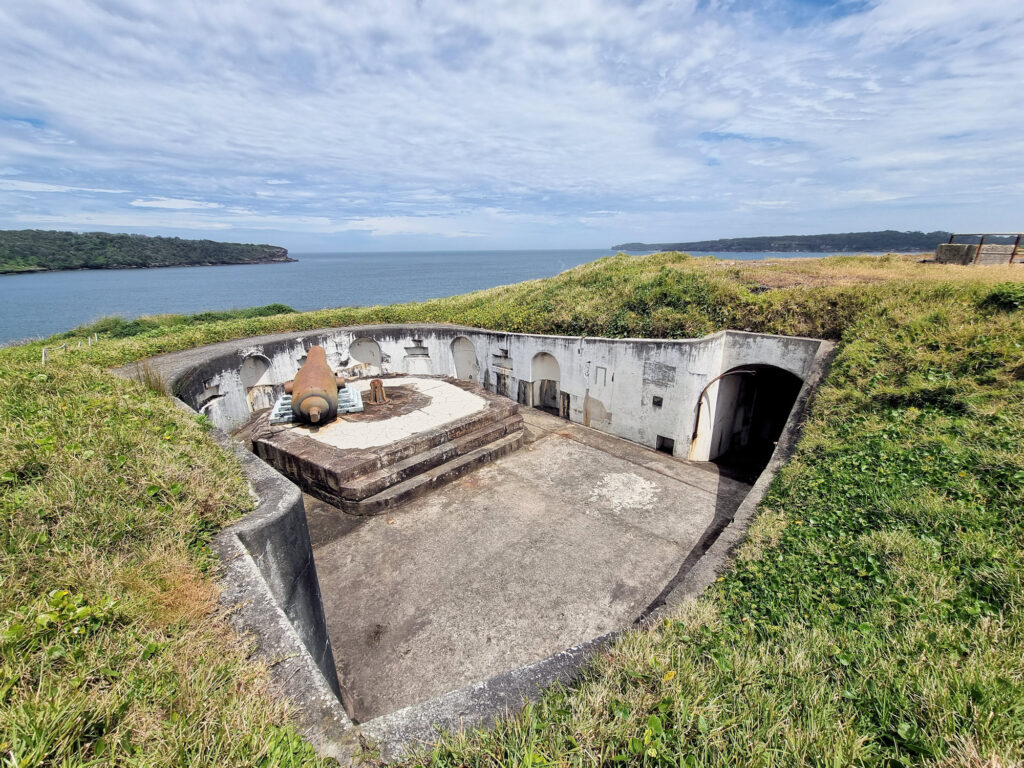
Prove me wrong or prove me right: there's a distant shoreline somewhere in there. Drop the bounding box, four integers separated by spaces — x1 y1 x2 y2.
0 254 296 276
617 247 929 255
613 230 950 254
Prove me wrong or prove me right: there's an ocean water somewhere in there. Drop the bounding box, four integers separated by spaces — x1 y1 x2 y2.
0 249 829 344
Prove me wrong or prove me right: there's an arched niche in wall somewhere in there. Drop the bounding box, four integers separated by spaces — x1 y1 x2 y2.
239 354 277 412
689 364 803 481
530 352 562 416
349 337 383 368
451 337 479 381
240 354 271 388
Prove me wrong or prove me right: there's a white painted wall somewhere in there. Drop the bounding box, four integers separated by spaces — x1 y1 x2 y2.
179 325 825 456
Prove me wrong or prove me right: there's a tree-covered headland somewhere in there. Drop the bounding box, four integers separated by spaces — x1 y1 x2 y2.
615 229 952 253
0 229 292 273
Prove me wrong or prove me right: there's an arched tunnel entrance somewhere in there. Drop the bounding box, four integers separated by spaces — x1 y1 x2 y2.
690 364 803 482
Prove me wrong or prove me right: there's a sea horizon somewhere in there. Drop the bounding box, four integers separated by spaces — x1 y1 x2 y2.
1 248 849 344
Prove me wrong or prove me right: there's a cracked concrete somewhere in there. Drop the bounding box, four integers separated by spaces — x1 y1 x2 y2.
307 409 750 721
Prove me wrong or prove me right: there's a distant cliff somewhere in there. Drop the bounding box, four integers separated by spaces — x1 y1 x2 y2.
0 230 294 273
613 230 951 253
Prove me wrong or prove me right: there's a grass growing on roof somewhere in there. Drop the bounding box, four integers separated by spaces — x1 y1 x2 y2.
1 252 1022 765
406 278 1024 766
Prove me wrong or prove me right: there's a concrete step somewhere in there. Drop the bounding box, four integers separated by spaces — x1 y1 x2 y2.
346 400 521 480
337 414 523 501
339 430 525 515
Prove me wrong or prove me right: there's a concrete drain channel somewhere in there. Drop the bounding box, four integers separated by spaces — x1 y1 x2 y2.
125 324 834 761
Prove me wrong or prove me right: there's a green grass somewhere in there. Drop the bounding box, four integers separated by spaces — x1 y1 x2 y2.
54 303 298 340
1 252 1022 766
0 346 326 766
408 281 1023 767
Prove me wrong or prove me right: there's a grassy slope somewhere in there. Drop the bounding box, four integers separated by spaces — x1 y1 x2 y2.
1 253 1022 766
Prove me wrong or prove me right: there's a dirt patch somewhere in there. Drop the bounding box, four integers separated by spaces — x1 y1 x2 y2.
342 385 431 422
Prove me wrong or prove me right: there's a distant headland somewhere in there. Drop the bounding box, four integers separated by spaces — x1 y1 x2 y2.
0 229 294 274
613 230 951 253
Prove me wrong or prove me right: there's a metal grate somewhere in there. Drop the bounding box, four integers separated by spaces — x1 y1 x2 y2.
268 385 365 425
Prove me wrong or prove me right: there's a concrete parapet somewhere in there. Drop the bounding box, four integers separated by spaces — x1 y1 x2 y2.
166 401 357 761
936 243 977 264
135 323 826 462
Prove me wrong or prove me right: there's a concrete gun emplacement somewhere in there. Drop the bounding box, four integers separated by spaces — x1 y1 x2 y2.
284 345 347 424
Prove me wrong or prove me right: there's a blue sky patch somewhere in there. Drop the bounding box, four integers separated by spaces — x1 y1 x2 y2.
0 0 1020 251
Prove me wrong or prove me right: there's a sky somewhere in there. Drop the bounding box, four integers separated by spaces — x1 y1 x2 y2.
1 0 1022 252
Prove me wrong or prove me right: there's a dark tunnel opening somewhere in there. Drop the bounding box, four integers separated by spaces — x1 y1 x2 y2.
707 364 804 483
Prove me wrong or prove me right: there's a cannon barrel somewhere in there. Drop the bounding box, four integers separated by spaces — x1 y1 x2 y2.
286 345 344 424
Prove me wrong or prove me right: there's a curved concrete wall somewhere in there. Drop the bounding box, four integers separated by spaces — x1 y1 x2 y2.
157 324 825 459
206 429 354 758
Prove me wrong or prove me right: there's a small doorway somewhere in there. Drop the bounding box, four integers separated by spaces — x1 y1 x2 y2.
531 352 561 416
349 338 383 375
451 337 479 381
240 354 277 412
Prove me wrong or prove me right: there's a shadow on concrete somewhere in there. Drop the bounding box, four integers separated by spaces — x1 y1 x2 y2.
306 409 754 723
637 463 750 620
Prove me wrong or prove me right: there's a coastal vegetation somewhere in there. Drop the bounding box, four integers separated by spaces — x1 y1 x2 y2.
0 229 292 273
614 229 953 253
1 253 1022 765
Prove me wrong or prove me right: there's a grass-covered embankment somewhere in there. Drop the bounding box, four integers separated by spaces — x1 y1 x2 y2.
1 253 1022 765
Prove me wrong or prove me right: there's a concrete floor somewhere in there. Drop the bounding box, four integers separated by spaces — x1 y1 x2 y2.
306 409 751 722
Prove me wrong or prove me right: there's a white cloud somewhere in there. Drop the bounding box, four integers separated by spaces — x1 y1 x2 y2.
333 215 484 238
743 200 793 209
16 212 233 230
0 179 127 194
0 0 1021 247
130 197 223 209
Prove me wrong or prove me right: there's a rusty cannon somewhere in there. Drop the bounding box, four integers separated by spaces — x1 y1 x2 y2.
284 345 347 424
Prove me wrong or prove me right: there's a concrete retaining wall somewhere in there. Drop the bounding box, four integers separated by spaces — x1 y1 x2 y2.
138 401 355 760
936 242 1021 265
936 243 977 264
206 430 355 759
153 324 824 461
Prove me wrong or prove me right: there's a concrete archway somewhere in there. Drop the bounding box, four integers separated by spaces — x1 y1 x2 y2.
240 354 271 388
451 337 479 381
239 355 276 412
531 352 562 416
689 364 803 480
349 337 383 370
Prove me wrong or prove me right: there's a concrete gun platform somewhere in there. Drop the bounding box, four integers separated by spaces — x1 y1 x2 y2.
250 376 525 514
306 408 751 722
